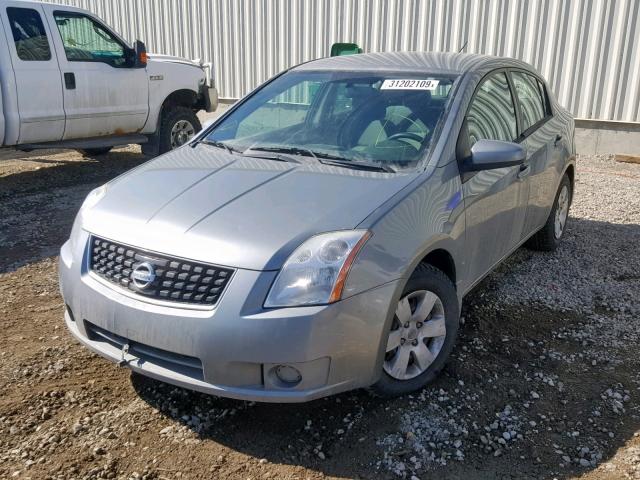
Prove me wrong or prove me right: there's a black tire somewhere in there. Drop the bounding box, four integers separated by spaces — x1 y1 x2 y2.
77 147 112 158
526 174 572 252
158 106 201 154
371 263 460 398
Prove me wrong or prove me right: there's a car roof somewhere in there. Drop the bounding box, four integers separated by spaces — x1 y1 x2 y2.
293 51 538 78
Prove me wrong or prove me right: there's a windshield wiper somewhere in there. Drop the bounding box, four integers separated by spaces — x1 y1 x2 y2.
199 139 239 155
317 158 395 173
243 145 315 159
244 146 394 172
242 145 313 164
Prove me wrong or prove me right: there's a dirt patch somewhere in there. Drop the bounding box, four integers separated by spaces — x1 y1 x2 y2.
1 151 639 480
0 147 148 274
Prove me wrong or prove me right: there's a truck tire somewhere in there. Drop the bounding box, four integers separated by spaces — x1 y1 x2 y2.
158 106 202 154
78 147 112 158
371 264 459 398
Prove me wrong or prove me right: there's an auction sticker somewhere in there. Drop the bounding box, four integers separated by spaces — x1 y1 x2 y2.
381 79 439 90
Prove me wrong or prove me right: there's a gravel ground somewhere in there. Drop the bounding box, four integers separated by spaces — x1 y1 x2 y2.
1 149 639 480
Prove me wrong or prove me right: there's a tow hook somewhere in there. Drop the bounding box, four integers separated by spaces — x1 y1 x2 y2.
117 343 130 367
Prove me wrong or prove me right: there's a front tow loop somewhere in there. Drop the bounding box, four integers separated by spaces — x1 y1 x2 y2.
117 343 130 367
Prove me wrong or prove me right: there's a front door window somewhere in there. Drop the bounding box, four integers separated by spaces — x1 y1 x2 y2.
466 72 518 145
53 12 126 67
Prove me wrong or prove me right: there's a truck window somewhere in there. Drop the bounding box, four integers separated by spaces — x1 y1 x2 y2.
53 11 126 67
6 7 52 61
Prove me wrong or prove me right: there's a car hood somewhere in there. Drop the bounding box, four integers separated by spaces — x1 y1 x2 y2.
83 145 415 271
147 53 202 68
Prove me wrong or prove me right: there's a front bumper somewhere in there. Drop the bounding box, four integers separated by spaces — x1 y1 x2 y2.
201 84 218 113
59 236 398 402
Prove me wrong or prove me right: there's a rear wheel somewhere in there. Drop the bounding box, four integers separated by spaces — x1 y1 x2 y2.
526 174 572 251
372 264 459 397
77 147 112 158
158 106 201 154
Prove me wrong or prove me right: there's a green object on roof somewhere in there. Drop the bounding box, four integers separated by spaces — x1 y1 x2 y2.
330 43 362 56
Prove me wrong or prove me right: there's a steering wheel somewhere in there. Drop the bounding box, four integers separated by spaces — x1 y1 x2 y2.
386 132 425 143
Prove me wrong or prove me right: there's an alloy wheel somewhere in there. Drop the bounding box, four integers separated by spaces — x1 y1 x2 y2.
554 185 570 239
384 289 447 380
170 120 196 148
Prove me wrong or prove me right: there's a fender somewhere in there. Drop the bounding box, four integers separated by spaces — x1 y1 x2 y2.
368 236 460 386
141 59 207 135
346 159 466 299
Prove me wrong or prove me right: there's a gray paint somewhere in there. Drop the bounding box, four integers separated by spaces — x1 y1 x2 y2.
60 52 575 402
83 147 416 272
467 139 526 170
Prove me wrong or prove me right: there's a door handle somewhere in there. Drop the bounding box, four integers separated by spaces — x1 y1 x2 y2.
554 134 563 147
64 72 76 90
517 163 531 180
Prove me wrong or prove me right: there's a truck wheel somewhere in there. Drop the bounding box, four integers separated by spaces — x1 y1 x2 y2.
78 147 112 158
371 264 459 398
526 174 572 251
158 106 201 154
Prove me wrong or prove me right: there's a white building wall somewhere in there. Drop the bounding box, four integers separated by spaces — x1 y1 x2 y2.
41 0 640 123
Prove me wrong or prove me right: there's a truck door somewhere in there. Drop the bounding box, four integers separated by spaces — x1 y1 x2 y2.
42 6 148 140
0 3 65 143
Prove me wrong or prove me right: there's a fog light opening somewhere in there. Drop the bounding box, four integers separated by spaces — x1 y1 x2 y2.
274 364 302 386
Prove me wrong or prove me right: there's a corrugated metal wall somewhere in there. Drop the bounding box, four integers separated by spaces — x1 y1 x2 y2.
40 0 640 123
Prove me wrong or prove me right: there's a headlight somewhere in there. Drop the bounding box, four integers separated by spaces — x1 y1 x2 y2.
264 230 371 307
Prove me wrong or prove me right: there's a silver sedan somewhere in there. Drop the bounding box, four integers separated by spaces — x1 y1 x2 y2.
59 52 575 402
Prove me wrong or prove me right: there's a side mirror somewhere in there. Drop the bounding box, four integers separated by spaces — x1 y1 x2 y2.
467 139 526 171
134 40 147 68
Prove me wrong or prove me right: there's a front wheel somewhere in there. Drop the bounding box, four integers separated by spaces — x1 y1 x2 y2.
371 264 459 398
158 106 202 154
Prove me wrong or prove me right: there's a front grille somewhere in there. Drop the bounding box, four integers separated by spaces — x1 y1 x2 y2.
89 236 234 306
85 320 204 380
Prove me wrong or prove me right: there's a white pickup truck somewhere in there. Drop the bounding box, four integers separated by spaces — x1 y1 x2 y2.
0 0 217 157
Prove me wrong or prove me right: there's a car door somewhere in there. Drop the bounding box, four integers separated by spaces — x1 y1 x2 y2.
1 3 65 144
42 6 148 140
509 70 556 237
459 71 530 285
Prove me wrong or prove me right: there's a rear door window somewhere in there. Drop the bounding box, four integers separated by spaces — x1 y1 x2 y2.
6 7 52 61
536 78 552 116
466 72 518 145
511 72 547 132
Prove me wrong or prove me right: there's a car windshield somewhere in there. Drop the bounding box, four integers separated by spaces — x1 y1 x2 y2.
205 71 457 171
